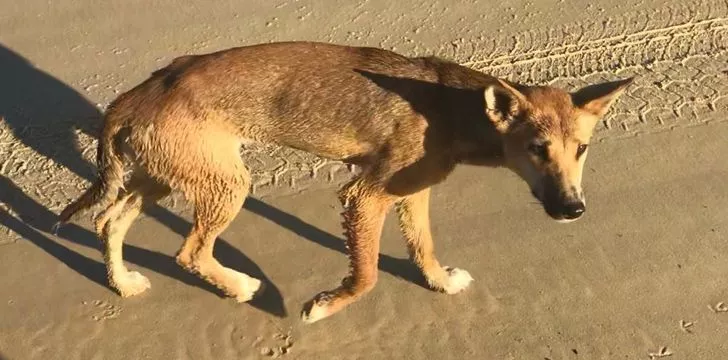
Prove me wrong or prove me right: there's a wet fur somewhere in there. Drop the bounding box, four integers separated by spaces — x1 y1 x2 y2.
56 41 632 323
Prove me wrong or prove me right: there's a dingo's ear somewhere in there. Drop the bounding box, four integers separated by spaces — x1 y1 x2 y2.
572 77 634 118
484 79 528 132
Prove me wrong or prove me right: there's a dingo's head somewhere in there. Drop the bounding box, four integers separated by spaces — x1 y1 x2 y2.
484 77 633 222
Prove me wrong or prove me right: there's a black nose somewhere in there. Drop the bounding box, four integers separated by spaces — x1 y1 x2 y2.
562 201 585 220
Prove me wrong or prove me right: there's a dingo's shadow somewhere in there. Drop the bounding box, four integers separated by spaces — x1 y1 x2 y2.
0 45 100 180
242 198 428 289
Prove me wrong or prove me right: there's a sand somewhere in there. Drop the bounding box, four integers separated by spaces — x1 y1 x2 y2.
1 0 727 359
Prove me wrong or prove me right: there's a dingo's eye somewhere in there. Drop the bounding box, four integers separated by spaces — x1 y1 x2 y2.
528 142 549 160
576 144 588 159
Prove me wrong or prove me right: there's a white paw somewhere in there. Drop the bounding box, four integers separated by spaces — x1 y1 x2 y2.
113 271 151 297
301 301 330 324
441 267 474 295
301 291 337 324
228 270 263 303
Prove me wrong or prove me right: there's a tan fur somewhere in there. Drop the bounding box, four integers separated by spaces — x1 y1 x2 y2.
55 41 632 323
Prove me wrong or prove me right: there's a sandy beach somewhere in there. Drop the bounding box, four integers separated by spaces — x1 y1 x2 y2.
1 0 727 359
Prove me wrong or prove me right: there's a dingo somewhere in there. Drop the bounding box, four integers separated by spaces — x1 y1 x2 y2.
56 41 632 323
